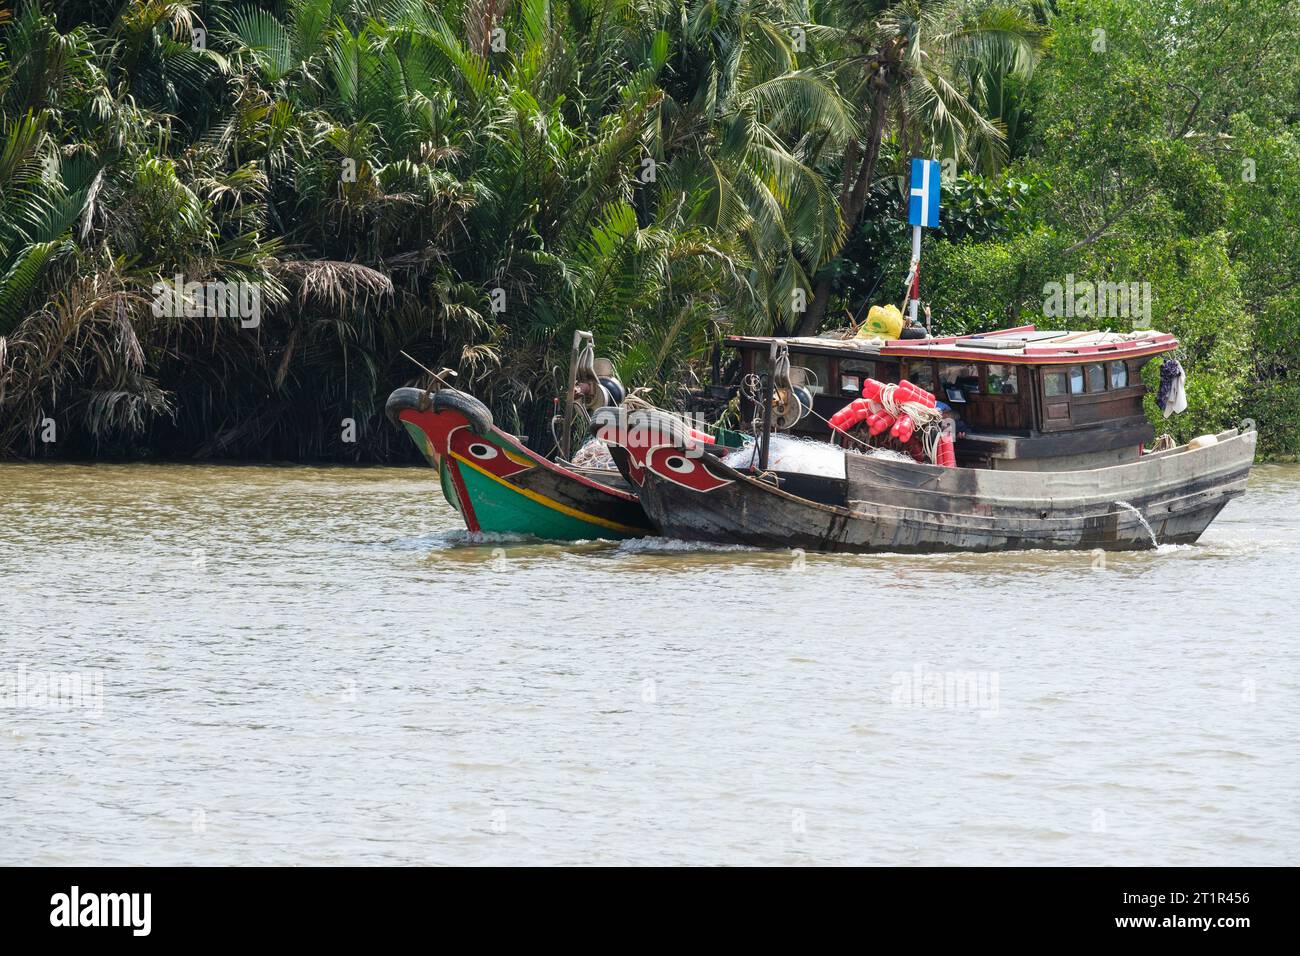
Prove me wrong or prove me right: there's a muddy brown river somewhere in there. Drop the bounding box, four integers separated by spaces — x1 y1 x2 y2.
2 461 1297 864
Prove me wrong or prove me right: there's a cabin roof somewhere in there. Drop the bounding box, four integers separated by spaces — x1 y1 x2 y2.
726 325 1178 366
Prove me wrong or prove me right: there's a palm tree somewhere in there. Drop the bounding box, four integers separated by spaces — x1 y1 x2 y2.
652 0 854 332
1 0 924 460
795 0 1043 334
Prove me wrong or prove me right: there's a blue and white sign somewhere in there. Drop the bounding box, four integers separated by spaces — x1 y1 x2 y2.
908 158 941 229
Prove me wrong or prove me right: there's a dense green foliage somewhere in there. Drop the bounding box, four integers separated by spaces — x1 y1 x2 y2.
923 0 1300 453
0 0 1295 460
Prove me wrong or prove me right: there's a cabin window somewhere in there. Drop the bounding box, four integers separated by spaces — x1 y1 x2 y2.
1043 370 1068 397
1068 366 1085 395
906 361 935 394
758 352 830 395
1108 361 1128 389
939 363 981 403
985 364 1018 395
790 354 831 394
1085 363 1107 392
839 359 874 396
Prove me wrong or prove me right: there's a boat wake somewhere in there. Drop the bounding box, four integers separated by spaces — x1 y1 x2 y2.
427 529 542 548
616 536 759 554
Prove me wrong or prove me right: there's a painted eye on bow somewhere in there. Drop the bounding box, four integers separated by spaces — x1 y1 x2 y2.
646 445 732 492
466 442 498 460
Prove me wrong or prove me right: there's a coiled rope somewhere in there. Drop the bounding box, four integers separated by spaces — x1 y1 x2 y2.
920 422 943 463
874 382 943 428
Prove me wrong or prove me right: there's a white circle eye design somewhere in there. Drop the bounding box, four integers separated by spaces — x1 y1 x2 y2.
467 442 498 460
663 455 694 474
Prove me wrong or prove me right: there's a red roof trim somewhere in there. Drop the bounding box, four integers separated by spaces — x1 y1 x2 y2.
723 326 1179 365
1021 334 1178 356
879 344 1176 365
881 330 1178 364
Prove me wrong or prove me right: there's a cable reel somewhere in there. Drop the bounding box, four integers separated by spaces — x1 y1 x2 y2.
741 351 812 432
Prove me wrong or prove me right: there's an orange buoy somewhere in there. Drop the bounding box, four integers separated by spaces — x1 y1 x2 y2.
935 433 956 467
891 416 916 443
897 380 937 407
893 379 937 408
830 397 874 432
868 410 895 436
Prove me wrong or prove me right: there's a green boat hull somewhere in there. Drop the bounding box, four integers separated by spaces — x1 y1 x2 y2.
388 388 651 540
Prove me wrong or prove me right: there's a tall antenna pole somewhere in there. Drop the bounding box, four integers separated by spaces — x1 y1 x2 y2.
909 224 922 325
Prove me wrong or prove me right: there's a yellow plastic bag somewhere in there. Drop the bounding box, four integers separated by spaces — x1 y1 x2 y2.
860 304 904 340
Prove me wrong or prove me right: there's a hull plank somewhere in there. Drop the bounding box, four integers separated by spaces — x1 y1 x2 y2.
636 429 1255 554
451 455 642 538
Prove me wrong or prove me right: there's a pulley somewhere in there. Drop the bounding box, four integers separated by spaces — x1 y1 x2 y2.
770 384 812 430
574 348 624 412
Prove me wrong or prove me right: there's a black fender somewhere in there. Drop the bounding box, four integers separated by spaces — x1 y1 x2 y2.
385 387 495 435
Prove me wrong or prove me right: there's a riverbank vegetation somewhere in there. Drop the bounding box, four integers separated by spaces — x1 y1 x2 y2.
1 0 1297 461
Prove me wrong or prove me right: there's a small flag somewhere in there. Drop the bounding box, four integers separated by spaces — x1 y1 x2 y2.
908 158 941 229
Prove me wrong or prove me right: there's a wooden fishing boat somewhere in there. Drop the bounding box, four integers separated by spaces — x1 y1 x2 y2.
595 327 1256 553
386 329 751 540
386 385 652 539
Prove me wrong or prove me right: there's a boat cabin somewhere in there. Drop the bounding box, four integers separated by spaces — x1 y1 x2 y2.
716 325 1178 470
